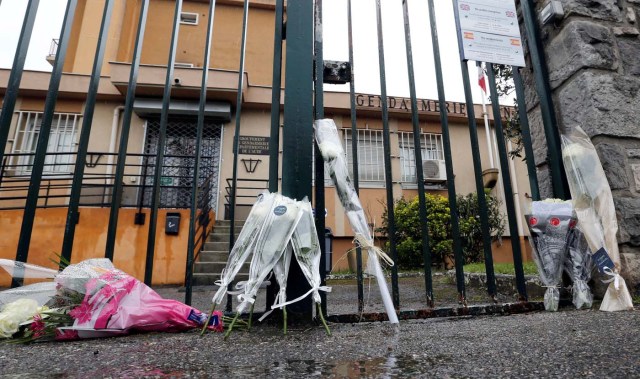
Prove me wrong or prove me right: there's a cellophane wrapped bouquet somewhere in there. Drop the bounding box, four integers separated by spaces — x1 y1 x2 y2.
564 227 595 309
561 126 633 311
0 258 222 342
525 199 574 311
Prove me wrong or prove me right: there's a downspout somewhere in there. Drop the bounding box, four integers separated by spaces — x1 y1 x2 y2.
107 106 124 184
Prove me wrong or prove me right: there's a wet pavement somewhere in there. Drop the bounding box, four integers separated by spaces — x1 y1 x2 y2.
1 278 638 378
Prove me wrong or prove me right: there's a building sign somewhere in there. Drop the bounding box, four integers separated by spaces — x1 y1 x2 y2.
238 135 270 155
454 0 525 67
356 94 467 116
355 94 515 120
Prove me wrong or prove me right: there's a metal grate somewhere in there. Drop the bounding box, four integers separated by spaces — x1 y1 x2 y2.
398 131 444 183
143 117 222 210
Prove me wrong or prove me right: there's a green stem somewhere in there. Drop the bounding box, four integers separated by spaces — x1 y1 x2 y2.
200 304 216 336
283 307 287 335
317 303 331 336
224 312 240 340
248 303 254 330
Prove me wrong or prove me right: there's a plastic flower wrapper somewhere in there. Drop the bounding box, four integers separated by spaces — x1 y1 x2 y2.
561 126 633 311
236 194 304 315
211 192 278 307
564 227 595 309
525 199 573 311
263 200 332 334
0 258 222 342
315 119 398 324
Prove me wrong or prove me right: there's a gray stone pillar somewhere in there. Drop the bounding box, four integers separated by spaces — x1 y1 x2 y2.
522 0 640 295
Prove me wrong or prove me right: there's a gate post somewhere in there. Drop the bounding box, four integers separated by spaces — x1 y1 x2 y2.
281 0 314 321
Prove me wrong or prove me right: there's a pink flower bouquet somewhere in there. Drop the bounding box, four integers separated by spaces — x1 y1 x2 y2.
0 258 222 342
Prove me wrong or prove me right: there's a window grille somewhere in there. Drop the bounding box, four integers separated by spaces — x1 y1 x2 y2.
143 117 222 210
9 111 80 174
398 131 444 183
343 128 385 185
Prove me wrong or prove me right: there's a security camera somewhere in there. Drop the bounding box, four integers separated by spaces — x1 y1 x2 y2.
173 77 181 86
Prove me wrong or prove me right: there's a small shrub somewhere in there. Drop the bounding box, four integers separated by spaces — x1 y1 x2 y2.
379 192 505 270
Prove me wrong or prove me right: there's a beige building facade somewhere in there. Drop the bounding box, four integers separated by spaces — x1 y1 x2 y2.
0 0 532 285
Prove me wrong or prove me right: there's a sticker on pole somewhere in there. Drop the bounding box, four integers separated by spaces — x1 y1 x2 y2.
454 0 525 67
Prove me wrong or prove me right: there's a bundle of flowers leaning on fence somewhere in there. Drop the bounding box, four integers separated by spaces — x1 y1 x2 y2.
204 192 331 338
315 118 398 324
525 199 574 311
561 126 634 312
564 227 595 309
0 258 222 342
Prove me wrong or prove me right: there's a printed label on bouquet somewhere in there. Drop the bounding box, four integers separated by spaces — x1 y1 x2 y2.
593 248 615 274
274 205 287 216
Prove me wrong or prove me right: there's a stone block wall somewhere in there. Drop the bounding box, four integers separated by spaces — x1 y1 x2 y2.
521 0 640 294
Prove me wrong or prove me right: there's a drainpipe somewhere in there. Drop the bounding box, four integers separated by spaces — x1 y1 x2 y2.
107 106 124 184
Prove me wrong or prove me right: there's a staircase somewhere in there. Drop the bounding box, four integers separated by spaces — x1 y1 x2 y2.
192 220 248 286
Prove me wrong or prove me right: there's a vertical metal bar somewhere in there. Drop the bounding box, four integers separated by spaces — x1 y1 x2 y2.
60 0 115 262
487 65 528 300
185 0 216 306
450 10 494 301
226 0 250 313
428 0 468 303
144 0 183 286
374 0 399 308
347 0 364 314
0 0 40 165
402 0 434 306
520 0 568 200
105 0 149 260
313 0 327 316
513 68 540 202
281 0 314 319
13 0 77 287
268 0 284 193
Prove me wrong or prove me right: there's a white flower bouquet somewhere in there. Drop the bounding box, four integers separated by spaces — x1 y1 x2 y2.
315 119 398 324
561 126 633 311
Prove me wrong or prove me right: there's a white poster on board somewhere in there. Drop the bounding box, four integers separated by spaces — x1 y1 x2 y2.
454 0 525 67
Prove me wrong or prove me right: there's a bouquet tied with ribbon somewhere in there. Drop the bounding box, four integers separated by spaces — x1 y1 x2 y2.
525 199 574 311
561 126 633 311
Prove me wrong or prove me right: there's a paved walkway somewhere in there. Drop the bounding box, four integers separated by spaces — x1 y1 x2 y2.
1 279 638 378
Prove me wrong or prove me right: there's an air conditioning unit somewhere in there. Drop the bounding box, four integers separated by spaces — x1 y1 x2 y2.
422 159 447 182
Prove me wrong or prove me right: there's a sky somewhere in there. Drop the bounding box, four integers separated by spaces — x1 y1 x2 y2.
0 0 493 104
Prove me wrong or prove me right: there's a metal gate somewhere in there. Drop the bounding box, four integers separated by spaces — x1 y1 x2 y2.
0 0 568 320
143 117 222 211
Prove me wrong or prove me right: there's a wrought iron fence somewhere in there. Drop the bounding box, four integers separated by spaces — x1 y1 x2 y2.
0 0 568 320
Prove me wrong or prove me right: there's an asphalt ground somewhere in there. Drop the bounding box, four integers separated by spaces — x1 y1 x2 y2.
1 278 638 378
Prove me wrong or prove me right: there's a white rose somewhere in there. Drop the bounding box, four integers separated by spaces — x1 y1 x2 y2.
0 299 39 338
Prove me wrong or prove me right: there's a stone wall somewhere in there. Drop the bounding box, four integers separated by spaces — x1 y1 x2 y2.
521 0 640 295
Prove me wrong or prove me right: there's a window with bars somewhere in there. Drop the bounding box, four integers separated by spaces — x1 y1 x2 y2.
398 131 444 183
9 111 80 174
343 128 385 185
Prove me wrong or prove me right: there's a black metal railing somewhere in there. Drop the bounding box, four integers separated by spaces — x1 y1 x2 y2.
223 177 269 221
0 151 218 212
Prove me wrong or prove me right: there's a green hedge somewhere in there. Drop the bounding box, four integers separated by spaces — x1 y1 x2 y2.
379 192 505 269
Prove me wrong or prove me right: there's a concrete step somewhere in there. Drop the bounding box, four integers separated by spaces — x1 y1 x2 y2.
192 272 249 286
208 231 242 243
203 241 231 252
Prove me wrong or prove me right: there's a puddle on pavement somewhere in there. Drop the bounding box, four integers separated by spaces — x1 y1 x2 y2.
124 355 450 378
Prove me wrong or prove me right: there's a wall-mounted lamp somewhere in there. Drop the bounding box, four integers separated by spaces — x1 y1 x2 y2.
540 1 564 26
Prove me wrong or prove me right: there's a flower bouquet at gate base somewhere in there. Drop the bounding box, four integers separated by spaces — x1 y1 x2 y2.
525 199 574 311
561 126 633 311
0 258 222 342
